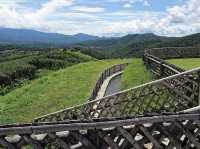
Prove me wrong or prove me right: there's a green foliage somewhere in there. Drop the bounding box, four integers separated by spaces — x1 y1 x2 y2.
73 47 109 59
0 49 95 94
0 59 129 124
0 58 37 86
30 58 67 70
122 59 152 89
30 51 95 70
78 33 200 58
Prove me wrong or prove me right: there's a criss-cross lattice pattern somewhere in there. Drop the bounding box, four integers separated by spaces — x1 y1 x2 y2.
35 67 200 122
1 114 200 149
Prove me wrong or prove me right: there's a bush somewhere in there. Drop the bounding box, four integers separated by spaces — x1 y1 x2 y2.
30 58 68 70
0 59 37 86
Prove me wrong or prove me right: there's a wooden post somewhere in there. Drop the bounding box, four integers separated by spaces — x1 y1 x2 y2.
198 71 200 105
160 62 164 77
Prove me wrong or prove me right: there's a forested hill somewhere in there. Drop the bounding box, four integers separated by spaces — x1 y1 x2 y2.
0 28 200 58
0 28 100 45
77 33 200 58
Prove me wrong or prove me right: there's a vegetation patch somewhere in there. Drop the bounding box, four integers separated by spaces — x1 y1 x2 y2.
168 58 200 70
0 50 95 95
122 59 152 89
0 59 129 124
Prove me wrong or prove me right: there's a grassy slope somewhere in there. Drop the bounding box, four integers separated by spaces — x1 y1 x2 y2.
168 58 200 70
122 59 152 89
0 59 130 124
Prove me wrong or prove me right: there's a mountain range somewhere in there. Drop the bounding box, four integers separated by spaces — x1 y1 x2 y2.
0 27 200 58
0 28 100 45
76 32 200 58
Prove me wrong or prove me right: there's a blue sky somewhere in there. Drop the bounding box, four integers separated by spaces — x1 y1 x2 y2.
0 0 199 36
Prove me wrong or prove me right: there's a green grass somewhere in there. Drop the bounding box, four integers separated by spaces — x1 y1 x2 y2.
0 59 130 124
122 59 152 89
168 58 200 70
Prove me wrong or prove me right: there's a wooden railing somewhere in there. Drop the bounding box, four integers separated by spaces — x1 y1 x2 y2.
1 113 200 148
145 47 200 59
90 63 129 100
34 66 200 122
1 47 200 149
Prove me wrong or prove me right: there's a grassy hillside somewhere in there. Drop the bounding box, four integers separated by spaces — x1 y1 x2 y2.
122 59 152 89
0 50 95 95
0 59 130 124
168 58 200 70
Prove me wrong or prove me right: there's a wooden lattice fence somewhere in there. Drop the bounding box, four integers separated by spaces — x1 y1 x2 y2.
1 47 200 149
1 114 200 148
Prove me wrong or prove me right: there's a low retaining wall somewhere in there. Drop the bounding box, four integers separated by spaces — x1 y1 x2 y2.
90 63 129 100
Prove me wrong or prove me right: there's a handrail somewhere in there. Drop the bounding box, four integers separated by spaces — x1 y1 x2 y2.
90 63 129 100
35 66 200 122
1 113 199 135
1 113 200 148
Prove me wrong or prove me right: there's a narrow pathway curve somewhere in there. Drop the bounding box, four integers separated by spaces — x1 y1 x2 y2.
104 74 122 96
96 71 123 99
93 71 124 118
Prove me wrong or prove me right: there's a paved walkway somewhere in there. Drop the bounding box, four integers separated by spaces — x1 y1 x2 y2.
96 71 123 99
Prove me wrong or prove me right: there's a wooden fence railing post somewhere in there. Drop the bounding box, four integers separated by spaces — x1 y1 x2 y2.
198 71 200 105
160 62 164 77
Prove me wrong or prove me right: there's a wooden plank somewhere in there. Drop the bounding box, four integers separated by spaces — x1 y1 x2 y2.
71 132 98 149
0 138 17 149
98 130 120 149
117 127 142 149
139 126 163 149
48 133 71 149
175 122 200 149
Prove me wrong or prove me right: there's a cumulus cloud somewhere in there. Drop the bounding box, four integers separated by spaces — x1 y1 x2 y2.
34 0 73 18
0 0 200 36
103 0 200 36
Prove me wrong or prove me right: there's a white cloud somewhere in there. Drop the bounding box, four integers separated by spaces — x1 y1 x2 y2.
71 6 105 13
144 0 150 6
0 0 200 37
123 3 132 8
33 0 73 18
109 0 150 6
101 0 200 36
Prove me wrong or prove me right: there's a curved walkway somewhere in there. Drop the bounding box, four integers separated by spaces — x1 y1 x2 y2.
96 71 123 99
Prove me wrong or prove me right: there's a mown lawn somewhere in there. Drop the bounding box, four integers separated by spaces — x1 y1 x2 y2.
0 59 130 124
168 58 200 70
122 59 152 89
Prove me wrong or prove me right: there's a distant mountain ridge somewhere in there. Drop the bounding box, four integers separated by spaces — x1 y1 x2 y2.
1 27 200 58
0 28 100 45
77 32 200 58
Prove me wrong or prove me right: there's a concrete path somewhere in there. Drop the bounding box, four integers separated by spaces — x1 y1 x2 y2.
96 71 123 99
